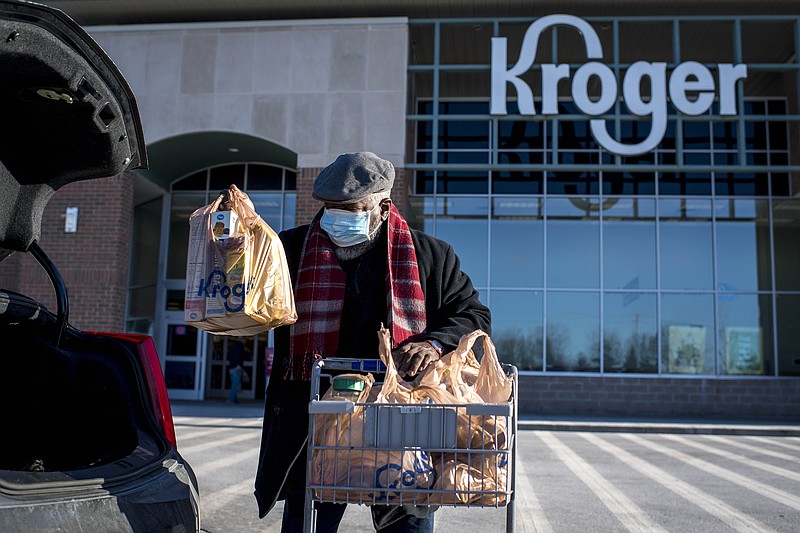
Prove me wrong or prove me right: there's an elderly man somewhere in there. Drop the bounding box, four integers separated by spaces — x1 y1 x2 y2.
254 152 491 533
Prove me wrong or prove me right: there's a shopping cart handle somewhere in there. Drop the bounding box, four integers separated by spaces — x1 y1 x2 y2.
309 400 355 414
465 403 513 417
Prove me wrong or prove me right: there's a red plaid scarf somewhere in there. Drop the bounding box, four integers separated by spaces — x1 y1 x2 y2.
285 205 426 380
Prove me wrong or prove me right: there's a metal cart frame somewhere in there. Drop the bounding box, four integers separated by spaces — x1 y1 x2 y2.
303 358 518 533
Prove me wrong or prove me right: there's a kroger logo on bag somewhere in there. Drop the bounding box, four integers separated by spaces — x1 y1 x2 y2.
197 269 250 313
490 14 748 156
371 451 436 502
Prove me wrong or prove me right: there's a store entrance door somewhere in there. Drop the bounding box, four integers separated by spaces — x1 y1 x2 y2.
206 331 273 401
163 311 207 400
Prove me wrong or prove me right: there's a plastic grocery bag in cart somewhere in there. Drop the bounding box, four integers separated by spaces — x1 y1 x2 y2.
393 329 513 505
310 371 436 504
184 184 297 335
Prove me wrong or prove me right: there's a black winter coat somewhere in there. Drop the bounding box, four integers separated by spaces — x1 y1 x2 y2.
254 222 491 518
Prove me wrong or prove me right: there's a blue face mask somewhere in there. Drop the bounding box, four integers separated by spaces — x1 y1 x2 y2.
320 208 371 247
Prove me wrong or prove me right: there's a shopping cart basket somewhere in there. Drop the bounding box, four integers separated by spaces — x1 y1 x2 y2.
304 357 518 533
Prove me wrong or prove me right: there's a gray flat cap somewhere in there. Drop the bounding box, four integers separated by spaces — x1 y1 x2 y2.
312 152 395 204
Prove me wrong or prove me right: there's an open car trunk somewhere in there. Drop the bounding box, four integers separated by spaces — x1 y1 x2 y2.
0 291 169 484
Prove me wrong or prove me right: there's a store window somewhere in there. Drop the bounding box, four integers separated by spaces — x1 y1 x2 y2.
408 16 800 377
166 163 297 281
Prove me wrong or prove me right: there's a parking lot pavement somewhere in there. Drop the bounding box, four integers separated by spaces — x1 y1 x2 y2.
172 401 800 532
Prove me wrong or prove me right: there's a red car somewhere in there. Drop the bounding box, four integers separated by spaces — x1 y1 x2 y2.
0 1 200 530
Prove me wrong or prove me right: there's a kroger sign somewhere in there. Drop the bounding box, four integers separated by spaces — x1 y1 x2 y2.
490 15 748 156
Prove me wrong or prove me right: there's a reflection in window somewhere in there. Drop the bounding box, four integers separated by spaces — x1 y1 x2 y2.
546 292 600 372
661 293 715 374
715 199 771 291
490 290 543 370
604 293 658 373
165 361 196 390
717 294 773 376
776 295 800 376
167 324 198 356
491 198 542 288
659 199 713 290
168 192 206 279
773 199 800 291
435 197 488 287
603 198 657 290
547 198 599 289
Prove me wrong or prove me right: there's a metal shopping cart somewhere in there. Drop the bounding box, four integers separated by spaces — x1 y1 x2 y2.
304 357 518 533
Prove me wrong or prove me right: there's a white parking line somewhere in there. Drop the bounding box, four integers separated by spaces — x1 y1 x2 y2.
622 434 800 512
515 446 553 533
580 432 777 533
193 446 260 477
201 477 256 515
179 428 261 455
711 436 800 462
744 436 800 452
662 435 800 483
537 432 667 533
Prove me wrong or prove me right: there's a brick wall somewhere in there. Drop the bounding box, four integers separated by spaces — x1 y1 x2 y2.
518 375 800 420
295 167 410 227
0 173 134 331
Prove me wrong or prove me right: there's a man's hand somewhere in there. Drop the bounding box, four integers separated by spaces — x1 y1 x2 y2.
393 341 441 378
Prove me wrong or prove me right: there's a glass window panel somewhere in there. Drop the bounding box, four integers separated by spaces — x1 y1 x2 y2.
604 293 658 373
436 197 488 287
682 121 711 149
165 361 196 389
283 192 296 230
415 170 435 194
661 293 715 375
717 294 774 376
773 199 800 291
172 170 207 191
546 198 600 289
715 199 771 291
285 172 297 191
128 286 156 318
557 121 598 150
712 121 737 150
546 291 600 372
714 172 769 196
499 120 543 150
249 192 283 231
602 172 656 196
659 199 713 290
247 164 283 190
166 324 198 356
777 294 800 376
439 171 489 194
491 198 543 288
126 319 154 336
209 164 245 191
438 120 489 149
490 290 543 370
771 174 790 197
547 171 599 195
167 192 206 279
497 151 544 166
166 290 184 311
658 172 712 195
603 198 657 290
768 121 788 150
492 170 543 194
129 197 162 285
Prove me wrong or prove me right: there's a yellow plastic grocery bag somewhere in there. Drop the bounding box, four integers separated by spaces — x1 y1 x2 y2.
184 184 297 335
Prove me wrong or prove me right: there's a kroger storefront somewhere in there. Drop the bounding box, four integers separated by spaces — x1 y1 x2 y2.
401 13 799 417
18 3 795 416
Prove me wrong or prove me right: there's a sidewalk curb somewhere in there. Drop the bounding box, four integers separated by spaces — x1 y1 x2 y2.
518 420 800 436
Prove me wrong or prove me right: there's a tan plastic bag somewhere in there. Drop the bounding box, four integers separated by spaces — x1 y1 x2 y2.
184 185 297 335
310 371 436 504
